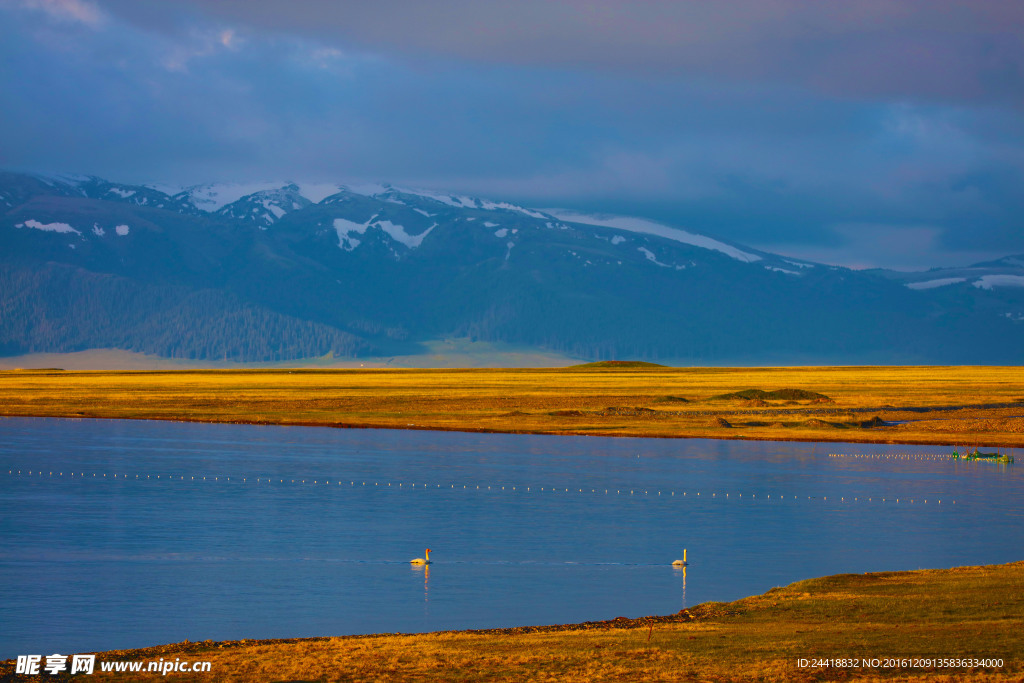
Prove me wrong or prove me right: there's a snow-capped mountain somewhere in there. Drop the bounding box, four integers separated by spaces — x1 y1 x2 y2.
871 256 1024 325
2 170 1022 363
878 256 1024 292
212 184 314 229
131 178 808 271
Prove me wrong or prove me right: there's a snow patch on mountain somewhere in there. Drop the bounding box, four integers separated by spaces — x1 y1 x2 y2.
17 219 80 235
380 220 436 249
638 246 670 268
973 275 1024 290
115 225 130 236
765 266 800 275
333 218 366 251
414 190 476 209
333 216 436 252
263 200 286 220
177 182 289 211
548 210 762 263
397 188 474 210
341 184 552 220
350 185 478 209
478 199 547 219
907 277 967 290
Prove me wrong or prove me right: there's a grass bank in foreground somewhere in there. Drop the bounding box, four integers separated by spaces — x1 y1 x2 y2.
1 365 1023 446
3 562 1020 682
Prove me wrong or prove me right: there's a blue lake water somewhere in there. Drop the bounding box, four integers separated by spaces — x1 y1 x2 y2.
1 416 1021 658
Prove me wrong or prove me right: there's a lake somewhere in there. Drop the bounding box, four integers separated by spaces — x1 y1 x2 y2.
1 416 1021 658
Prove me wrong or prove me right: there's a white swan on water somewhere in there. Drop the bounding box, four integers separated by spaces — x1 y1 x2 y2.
672 549 688 566
410 549 432 565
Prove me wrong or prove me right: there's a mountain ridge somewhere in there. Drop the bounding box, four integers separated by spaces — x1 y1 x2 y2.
2 171 1022 364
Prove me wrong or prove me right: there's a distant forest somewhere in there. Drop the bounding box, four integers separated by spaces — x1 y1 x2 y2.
0 263 369 361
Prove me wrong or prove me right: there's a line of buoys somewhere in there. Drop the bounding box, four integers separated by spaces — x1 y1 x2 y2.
829 452 1010 461
4 469 954 503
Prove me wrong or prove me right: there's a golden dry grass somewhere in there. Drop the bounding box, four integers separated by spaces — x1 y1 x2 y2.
1 365 1023 446
4 562 1019 682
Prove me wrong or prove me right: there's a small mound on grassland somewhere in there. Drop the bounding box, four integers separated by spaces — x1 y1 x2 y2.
653 395 689 403
598 406 660 417
711 388 831 402
710 417 732 428
804 418 840 429
572 360 667 369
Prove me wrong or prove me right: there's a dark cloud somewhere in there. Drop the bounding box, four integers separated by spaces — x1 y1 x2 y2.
99 0 1024 106
2 0 1023 269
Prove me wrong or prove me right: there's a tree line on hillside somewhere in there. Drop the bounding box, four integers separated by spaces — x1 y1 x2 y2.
0 263 370 361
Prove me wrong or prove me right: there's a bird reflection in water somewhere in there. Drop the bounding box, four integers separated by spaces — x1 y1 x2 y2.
672 564 687 609
411 562 430 608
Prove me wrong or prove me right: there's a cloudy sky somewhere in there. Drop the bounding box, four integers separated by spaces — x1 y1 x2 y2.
2 0 1023 269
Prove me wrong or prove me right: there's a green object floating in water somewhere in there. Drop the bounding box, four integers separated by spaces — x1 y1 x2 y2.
952 448 1014 464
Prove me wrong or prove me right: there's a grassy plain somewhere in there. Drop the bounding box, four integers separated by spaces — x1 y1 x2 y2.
4 561 1019 682
1 364 1023 446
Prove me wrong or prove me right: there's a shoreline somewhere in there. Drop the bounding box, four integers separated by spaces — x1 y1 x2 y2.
4 561 1020 681
1 409 1017 449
